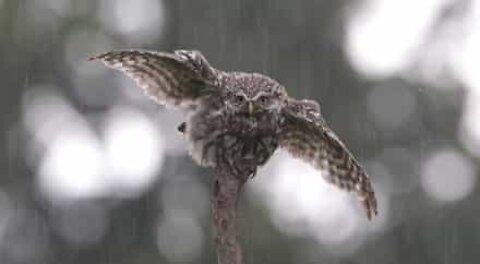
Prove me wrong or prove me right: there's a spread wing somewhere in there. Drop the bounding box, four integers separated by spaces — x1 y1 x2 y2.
280 99 377 220
89 49 218 106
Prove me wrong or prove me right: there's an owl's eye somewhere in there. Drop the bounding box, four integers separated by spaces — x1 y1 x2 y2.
234 95 245 104
258 95 270 105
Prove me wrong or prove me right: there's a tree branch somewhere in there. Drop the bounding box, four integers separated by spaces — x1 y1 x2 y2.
212 167 247 264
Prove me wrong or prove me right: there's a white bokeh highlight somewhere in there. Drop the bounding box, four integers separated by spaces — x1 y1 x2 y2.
452 0 480 92
98 0 165 44
104 107 165 196
39 130 107 199
251 151 384 251
344 0 480 199
421 148 476 203
455 2 480 158
345 0 451 78
22 88 166 201
22 87 108 200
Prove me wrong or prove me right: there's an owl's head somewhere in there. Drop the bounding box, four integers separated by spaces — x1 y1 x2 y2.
223 72 287 116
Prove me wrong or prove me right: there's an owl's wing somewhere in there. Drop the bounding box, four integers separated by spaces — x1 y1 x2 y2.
279 99 377 220
89 49 218 106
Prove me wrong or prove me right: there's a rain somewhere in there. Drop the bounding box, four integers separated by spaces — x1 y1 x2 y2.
0 0 479 263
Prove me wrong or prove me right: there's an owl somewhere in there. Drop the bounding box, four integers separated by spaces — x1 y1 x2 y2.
90 49 377 220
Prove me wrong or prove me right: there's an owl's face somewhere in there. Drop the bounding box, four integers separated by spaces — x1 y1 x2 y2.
223 72 286 117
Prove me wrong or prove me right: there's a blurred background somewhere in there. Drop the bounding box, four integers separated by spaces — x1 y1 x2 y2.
1 0 479 263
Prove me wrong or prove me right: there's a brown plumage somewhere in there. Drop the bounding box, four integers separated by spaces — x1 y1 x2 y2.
90 49 378 220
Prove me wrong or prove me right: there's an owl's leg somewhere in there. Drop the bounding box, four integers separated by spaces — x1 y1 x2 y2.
219 133 237 169
212 134 226 165
201 139 218 165
240 138 264 180
200 131 231 165
240 139 258 179
255 140 268 163
226 139 241 171
228 139 253 179
214 134 237 174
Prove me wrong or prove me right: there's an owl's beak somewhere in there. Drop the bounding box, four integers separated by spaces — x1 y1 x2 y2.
248 102 254 116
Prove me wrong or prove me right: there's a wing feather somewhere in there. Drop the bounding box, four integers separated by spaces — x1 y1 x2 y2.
89 50 215 106
280 99 378 220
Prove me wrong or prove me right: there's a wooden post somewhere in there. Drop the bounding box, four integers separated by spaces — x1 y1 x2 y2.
212 166 247 264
